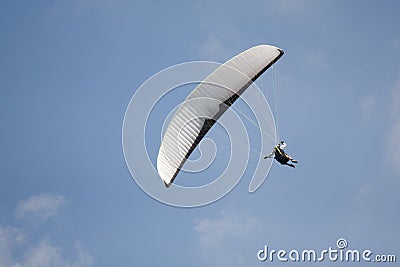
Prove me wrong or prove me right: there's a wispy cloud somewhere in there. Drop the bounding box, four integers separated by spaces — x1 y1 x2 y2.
303 50 328 71
199 34 230 61
71 242 94 267
0 232 93 267
195 210 258 247
388 80 400 119
386 120 400 175
20 240 93 267
1 192 93 267
358 94 377 122
16 193 66 221
194 210 259 266
0 226 25 267
22 239 65 267
196 11 239 62
385 80 400 175
347 79 400 239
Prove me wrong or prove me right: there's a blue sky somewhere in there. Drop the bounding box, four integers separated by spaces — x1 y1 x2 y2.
1 0 399 266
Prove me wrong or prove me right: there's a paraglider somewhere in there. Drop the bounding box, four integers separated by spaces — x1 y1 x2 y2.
264 141 298 168
157 44 285 187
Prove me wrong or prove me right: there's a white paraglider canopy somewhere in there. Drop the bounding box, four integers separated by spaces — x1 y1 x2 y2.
157 45 284 187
